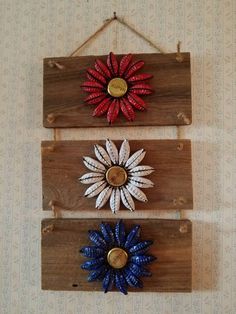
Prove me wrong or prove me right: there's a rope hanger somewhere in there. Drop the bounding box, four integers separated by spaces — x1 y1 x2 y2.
46 12 184 229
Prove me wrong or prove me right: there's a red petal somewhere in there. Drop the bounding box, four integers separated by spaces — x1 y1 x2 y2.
95 59 112 78
119 54 133 76
128 73 153 83
81 81 104 92
87 68 106 84
124 60 145 79
93 98 112 116
130 83 153 95
107 52 119 76
85 92 106 105
127 92 147 111
120 98 135 121
107 99 120 124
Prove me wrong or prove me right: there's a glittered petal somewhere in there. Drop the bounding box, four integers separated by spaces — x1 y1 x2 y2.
130 255 156 265
115 271 128 295
124 60 145 79
95 186 112 209
94 144 112 166
88 230 107 248
120 98 135 121
100 222 115 245
119 53 133 76
127 263 152 277
84 180 107 198
123 268 143 288
87 68 107 84
125 149 146 170
85 92 106 105
107 99 120 124
81 81 104 93
83 156 106 173
129 240 153 255
102 269 115 293
81 257 105 270
124 225 140 249
129 165 154 177
118 139 130 166
126 183 148 203
80 246 105 258
109 188 120 214
129 177 154 189
107 52 119 76
120 186 135 211
87 265 108 282
106 139 119 164
79 172 104 185
127 92 147 111
130 83 153 95
95 59 112 78
92 98 112 117
128 73 153 83
115 219 126 246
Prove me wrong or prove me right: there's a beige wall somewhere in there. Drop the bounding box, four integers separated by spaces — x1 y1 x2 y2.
0 0 235 313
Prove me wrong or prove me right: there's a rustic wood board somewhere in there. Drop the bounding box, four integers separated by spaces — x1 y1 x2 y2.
42 140 193 211
43 53 192 128
41 219 192 292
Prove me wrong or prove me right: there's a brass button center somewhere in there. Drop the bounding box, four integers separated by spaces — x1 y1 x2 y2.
107 247 128 269
106 166 127 187
107 78 128 97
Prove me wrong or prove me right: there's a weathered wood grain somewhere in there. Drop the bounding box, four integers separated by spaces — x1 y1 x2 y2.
41 218 192 292
41 140 193 211
43 53 191 127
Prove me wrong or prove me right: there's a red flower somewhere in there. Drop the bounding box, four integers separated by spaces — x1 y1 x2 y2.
81 52 153 124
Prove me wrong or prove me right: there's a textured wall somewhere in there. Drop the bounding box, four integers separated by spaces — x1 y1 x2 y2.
0 0 235 313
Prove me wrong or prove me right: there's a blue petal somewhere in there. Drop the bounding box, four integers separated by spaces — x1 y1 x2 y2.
123 268 143 288
129 240 153 255
102 269 114 293
100 222 115 246
87 265 108 282
80 246 105 258
81 257 105 270
115 271 128 295
124 225 140 249
130 255 156 266
115 220 126 247
88 230 107 248
127 263 152 277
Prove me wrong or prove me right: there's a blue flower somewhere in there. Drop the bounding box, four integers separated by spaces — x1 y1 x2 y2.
80 220 156 295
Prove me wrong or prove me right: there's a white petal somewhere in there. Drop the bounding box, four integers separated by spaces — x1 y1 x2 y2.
84 180 107 198
120 187 135 211
79 172 104 184
94 144 112 167
125 149 146 170
106 139 118 164
129 165 154 177
129 177 154 189
109 188 120 214
126 183 148 202
119 139 130 165
96 186 112 209
83 156 106 173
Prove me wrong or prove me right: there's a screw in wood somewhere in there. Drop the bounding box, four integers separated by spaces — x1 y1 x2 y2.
47 113 56 124
179 223 188 233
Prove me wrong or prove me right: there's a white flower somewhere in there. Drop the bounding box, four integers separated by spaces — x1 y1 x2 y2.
79 139 154 214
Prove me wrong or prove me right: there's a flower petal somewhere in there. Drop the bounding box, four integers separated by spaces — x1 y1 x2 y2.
124 60 145 79
83 156 106 173
130 255 156 265
126 263 151 277
128 73 153 83
103 269 115 293
87 265 108 282
94 144 112 167
92 98 112 117
88 230 107 247
87 68 107 84
107 52 119 76
115 219 126 246
79 172 104 184
129 240 153 255
81 81 104 93
129 165 154 177
109 188 120 214
80 246 105 258
127 92 147 110
124 225 140 249
85 92 106 105
126 183 148 202
100 222 115 245
130 83 153 95
120 98 135 121
119 139 130 165
106 139 119 164
81 257 105 270
107 99 120 124
119 53 133 76
125 149 146 170
122 268 143 288
120 186 135 211
84 180 107 198
95 58 111 78
95 186 112 209
129 177 154 189
115 271 128 295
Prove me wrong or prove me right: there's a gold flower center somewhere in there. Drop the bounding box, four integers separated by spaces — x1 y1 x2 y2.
107 78 128 97
106 166 127 187
107 247 128 269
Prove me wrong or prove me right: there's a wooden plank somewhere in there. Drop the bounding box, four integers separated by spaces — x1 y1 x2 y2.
41 140 193 211
43 53 191 128
41 218 192 292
